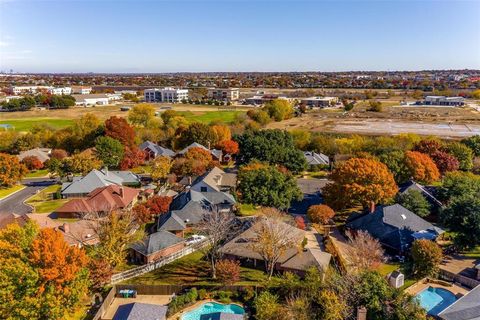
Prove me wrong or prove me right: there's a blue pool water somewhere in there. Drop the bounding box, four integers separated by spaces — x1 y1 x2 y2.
416 286 457 315
181 302 245 320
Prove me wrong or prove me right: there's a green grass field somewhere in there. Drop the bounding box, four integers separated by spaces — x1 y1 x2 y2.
178 111 245 124
25 169 50 178
0 118 74 132
121 251 280 286
26 184 68 213
0 185 25 200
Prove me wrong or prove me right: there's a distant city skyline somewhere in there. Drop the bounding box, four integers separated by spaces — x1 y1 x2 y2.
1 0 479 73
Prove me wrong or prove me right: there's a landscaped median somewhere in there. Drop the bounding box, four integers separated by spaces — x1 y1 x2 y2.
25 184 69 213
0 185 26 200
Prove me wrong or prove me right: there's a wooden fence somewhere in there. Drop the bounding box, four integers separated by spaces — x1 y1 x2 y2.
92 287 116 320
110 240 208 284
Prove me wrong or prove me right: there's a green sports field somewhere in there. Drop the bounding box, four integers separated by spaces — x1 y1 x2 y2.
178 110 245 124
0 118 74 132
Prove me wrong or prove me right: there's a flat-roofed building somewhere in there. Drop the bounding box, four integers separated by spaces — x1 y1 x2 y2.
301 96 339 108
11 85 52 94
73 94 110 107
47 87 72 95
244 93 290 105
144 87 188 103
424 96 465 106
72 86 92 95
207 88 239 101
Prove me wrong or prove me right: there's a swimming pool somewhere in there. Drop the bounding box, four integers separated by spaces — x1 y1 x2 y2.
416 286 457 315
181 301 245 320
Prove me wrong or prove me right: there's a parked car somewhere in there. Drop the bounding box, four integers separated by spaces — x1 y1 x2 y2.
185 234 206 245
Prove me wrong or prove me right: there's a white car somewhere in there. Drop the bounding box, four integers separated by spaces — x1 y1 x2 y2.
185 234 206 245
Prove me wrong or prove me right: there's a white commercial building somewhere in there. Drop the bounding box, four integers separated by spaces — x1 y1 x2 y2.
144 87 188 103
244 93 290 106
300 96 339 108
207 88 240 101
11 86 52 94
73 94 110 107
47 87 72 95
423 96 465 106
72 86 92 95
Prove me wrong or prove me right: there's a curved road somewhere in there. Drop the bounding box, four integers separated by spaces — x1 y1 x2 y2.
0 178 58 215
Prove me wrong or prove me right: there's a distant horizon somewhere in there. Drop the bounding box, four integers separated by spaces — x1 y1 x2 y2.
1 1 479 72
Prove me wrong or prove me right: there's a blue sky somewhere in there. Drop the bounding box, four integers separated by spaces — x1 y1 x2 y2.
0 0 479 72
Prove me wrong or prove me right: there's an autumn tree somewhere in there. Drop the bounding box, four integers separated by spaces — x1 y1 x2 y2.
50 149 68 160
176 122 217 149
119 146 145 170
21 155 44 170
404 151 440 183
414 139 443 155
198 207 237 278
144 196 172 217
238 164 302 210
151 156 172 182
0 153 28 187
323 158 398 210
378 150 410 184
316 289 349 320
411 239 443 277
346 230 385 272
216 259 241 285
95 136 124 168
88 258 113 291
105 116 136 148
250 209 300 279
62 149 103 175
430 150 459 174
68 113 102 151
132 204 152 224
295 215 306 230
307 204 335 225
216 139 239 155
211 124 231 143
264 99 294 121
172 147 216 176
128 103 156 127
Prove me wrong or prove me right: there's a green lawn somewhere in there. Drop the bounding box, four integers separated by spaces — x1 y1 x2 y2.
462 246 480 259
25 169 50 178
178 111 245 124
26 184 68 213
237 203 260 217
0 185 25 199
0 118 74 132
378 262 415 289
121 251 280 287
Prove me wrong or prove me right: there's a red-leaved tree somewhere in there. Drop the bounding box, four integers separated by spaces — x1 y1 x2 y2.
217 140 239 155
21 155 44 170
145 196 173 217
216 259 241 284
105 116 136 148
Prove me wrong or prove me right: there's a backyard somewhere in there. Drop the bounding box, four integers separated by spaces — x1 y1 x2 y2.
121 251 281 287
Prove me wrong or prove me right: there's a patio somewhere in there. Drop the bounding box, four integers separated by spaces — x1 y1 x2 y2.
102 294 172 319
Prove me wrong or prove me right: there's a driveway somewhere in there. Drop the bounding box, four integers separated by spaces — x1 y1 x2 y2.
288 178 329 215
0 178 57 215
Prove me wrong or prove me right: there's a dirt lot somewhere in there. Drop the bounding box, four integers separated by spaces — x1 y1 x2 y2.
268 103 480 138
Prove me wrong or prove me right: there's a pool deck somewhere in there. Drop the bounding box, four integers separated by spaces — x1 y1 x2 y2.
103 294 172 319
405 279 469 297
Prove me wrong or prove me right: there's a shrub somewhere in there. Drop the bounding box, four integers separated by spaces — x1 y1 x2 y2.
198 289 208 300
216 290 233 304
240 287 255 302
307 204 335 224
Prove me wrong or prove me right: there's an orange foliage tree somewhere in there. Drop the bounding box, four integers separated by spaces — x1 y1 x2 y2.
307 204 335 224
0 153 29 187
172 147 217 176
216 259 241 285
217 139 239 155
105 116 136 148
323 158 398 210
21 155 44 170
404 151 440 183
211 125 232 143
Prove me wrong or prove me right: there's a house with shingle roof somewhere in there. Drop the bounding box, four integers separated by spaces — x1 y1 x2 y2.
140 140 175 161
346 204 444 253
157 189 236 236
61 168 140 198
398 180 443 209
438 285 480 320
190 167 237 193
177 142 223 161
130 230 185 264
220 219 331 276
113 302 168 320
56 185 139 218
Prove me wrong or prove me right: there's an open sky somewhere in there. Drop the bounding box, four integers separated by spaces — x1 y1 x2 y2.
0 0 479 73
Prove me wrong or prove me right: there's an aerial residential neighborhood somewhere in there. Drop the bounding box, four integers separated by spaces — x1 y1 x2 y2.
0 0 479 320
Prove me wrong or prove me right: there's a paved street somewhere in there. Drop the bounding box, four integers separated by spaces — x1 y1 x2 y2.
0 178 57 215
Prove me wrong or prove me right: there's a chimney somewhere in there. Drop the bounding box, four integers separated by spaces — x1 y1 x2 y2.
119 187 124 198
369 201 376 213
357 307 367 320
188 176 192 185
61 223 70 233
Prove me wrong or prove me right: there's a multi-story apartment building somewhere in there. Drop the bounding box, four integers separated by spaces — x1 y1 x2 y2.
144 87 188 103
207 88 239 101
48 87 72 95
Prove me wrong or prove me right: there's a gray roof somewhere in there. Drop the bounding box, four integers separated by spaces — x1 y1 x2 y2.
113 302 167 320
131 230 184 255
192 167 237 192
18 148 51 163
61 169 139 196
200 313 244 320
399 180 443 207
178 142 222 159
304 151 329 166
346 204 443 251
140 141 175 158
280 248 331 272
439 285 480 320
